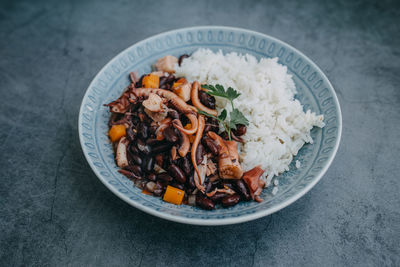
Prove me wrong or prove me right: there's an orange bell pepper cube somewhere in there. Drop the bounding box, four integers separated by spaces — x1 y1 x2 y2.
172 82 182 89
108 124 126 142
176 78 187 83
142 73 160 88
172 77 187 89
163 185 185 205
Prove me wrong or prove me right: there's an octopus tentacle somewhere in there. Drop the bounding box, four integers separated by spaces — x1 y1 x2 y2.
171 119 190 157
133 88 192 113
208 131 243 179
191 115 206 193
187 104 197 112
133 88 198 135
155 118 172 141
191 81 218 116
105 91 131 113
172 113 198 135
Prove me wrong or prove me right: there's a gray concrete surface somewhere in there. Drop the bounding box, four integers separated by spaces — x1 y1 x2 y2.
1 0 399 266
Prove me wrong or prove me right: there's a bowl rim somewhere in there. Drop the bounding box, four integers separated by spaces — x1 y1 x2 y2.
78 26 342 226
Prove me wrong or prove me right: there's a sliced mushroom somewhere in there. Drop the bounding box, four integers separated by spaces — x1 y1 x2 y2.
129 72 140 84
116 137 129 168
206 158 217 176
145 181 157 193
154 163 166 174
144 105 168 122
155 55 178 73
142 93 164 112
133 88 198 135
206 186 236 197
194 155 207 189
155 118 172 141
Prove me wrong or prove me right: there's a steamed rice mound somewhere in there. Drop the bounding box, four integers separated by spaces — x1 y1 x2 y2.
175 49 324 184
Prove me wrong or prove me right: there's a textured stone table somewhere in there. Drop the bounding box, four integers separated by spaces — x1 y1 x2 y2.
1 0 399 266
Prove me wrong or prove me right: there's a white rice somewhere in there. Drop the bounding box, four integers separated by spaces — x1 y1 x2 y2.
175 49 324 180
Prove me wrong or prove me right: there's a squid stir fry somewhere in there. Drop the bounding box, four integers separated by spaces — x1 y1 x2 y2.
105 54 266 209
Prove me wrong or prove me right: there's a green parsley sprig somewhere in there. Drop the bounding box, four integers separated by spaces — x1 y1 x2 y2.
198 84 249 141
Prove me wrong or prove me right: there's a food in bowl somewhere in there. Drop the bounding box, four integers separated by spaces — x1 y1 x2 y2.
105 49 324 210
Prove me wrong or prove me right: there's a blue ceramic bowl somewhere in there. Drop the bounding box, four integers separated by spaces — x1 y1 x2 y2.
79 26 342 225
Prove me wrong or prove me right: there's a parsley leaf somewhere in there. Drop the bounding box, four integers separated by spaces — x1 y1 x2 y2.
229 108 249 127
202 84 241 102
198 84 249 141
226 87 241 101
202 84 226 98
218 109 227 121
